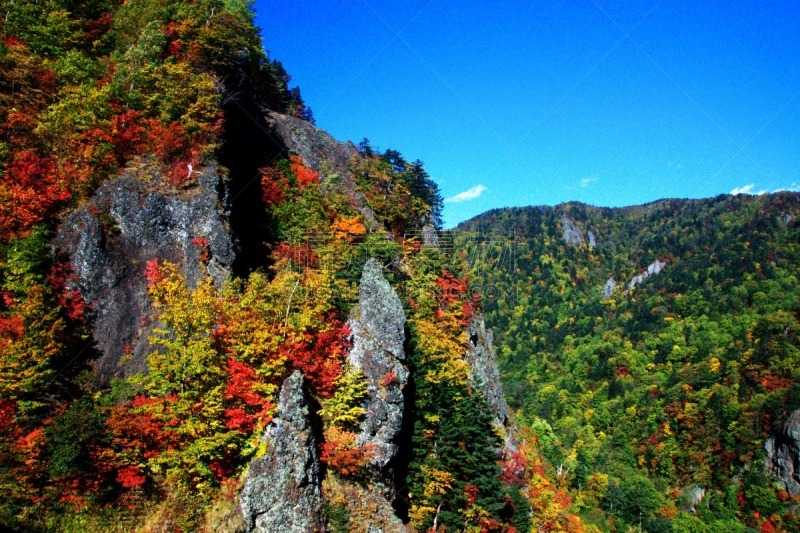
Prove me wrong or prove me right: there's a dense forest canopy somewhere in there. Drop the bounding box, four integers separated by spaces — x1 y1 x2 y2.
456 193 800 532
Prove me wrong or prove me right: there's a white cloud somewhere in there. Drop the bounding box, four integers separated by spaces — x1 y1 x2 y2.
445 184 486 203
731 184 760 195
579 177 597 188
774 182 800 193
731 183 768 196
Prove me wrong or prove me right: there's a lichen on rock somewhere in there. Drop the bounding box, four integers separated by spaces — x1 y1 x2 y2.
239 371 324 533
347 258 408 473
53 161 235 383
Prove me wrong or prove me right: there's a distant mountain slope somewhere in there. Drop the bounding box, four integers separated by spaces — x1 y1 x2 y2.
455 193 800 532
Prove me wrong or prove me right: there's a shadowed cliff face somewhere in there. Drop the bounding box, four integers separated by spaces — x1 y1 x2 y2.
54 163 235 383
219 99 287 276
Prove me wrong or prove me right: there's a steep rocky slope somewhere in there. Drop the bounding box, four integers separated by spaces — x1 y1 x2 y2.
27 101 528 531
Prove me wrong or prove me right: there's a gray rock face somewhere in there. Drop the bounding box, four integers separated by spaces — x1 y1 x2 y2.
239 371 324 533
766 409 800 494
561 213 585 246
265 110 356 174
627 259 667 290
587 230 597 247
465 315 518 452
422 223 440 248
601 277 617 299
686 486 706 513
348 258 408 472
265 111 382 232
53 163 235 382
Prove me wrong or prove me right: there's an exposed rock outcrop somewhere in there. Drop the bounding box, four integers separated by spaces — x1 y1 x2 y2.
587 230 597 247
465 315 518 452
347 258 408 474
627 259 667 290
422 223 440 248
265 110 381 232
561 213 585 246
765 409 800 494
601 277 617 299
265 110 356 175
239 371 324 533
53 162 235 382
679 486 707 513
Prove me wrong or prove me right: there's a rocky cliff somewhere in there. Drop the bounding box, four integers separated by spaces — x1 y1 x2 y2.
54 160 235 382
561 213 585 246
627 258 667 290
465 315 518 452
765 408 800 495
264 110 381 231
48 108 518 530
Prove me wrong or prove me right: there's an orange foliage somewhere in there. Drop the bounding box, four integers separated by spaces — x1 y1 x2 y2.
224 358 274 432
290 155 319 187
320 427 376 477
760 374 793 392
274 243 319 270
331 215 367 242
116 465 146 489
512 427 588 532
0 151 70 240
261 166 288 207
191 236 211 263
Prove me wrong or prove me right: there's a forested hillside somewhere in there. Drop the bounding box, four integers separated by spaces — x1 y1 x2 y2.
456 194 800 532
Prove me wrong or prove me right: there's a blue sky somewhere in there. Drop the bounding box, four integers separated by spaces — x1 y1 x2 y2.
255 1 800 228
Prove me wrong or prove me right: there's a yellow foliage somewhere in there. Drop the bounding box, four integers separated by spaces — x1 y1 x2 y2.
409 464 454 526
319 364 368 429
414 318 470 387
